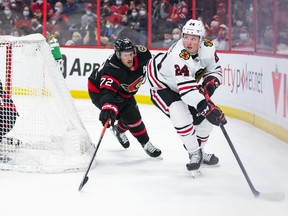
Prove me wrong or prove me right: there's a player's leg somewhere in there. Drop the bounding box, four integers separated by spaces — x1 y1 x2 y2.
195 120 219 166
118 97 161 158
150 88 202 172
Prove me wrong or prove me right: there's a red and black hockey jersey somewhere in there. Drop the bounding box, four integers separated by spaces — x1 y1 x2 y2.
88 45 152 106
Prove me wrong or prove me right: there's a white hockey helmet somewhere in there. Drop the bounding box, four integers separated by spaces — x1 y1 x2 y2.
182 19 206 40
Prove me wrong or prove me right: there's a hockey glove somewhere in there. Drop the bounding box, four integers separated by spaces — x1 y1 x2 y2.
201 76 220 97
196 99 227 126
99 103 118 127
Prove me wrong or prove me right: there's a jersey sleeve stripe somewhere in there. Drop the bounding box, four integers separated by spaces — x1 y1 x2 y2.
147 59 166 89
151 89 170 116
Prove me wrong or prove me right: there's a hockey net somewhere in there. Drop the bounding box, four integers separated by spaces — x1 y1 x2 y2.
0 33 94 173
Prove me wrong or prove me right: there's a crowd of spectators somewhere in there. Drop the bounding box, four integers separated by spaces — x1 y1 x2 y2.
0 0 287 53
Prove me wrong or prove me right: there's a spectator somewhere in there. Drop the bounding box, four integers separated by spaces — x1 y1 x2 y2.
261 25 274 51
10 0 25 14
127 8 139 30
15 5 33 35
65 31 82 46
83 23 97 45
215 2 227 26
166 0 188 24
0 5 18 35
63 0 81 16
63 0 82 30
135 5 148 45
153 27 181 48
212 24 229 50
233 26 253 51
171 27 181 41
11 28 23 37
206 18 220 40
110 0 129 15
31 0 52 21
162 29 174 48
158 0 172 20
81 2 97 30
31 16 43 34
48 1 69 43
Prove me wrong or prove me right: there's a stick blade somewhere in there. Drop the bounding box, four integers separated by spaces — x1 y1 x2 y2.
257 192 285 202
78 176 89 191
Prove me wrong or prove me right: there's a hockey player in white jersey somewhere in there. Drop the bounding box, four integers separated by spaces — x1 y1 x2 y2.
147 19 227 176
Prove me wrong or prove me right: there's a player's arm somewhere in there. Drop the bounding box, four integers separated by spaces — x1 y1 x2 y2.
199 41 222 97
98 67 121 127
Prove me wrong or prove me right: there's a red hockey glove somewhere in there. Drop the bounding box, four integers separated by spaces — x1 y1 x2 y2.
99 103 118 127
196 99 227 126
201 76 220 97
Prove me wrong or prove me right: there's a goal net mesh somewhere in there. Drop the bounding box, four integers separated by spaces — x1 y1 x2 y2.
0 34 94 173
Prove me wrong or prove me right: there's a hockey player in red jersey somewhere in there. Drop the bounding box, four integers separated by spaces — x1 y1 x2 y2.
0 79 18 142
0 79 18 162
88 38 162 158
147 19 227 175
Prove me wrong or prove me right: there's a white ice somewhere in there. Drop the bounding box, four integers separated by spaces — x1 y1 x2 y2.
1 99 288 216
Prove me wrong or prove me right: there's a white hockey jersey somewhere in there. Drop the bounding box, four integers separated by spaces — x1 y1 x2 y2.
147 38 222 107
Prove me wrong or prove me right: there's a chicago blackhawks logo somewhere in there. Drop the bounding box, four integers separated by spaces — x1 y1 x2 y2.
121 76 144 92
203 39 213 47
179 49 190 60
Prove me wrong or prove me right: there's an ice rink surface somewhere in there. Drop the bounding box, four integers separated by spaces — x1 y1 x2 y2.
1 99 288 216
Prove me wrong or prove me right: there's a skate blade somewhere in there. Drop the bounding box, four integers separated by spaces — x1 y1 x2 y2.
201 163 220 168
189 169 201 178
151 155 163 160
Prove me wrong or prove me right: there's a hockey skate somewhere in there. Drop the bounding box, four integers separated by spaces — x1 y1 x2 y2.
111 125 130 149
142 141 162 159
202 152 219 166
183 144 219 167
186 149 203 177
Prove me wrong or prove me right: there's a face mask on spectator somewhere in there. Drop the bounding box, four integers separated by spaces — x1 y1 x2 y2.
236 20 243 27
172 34 180 40
4 9 11 16
86 10 92 15
239 33 247 41
38 0 43 5
54 7 62 13
139 10 146 16
132 12 137 17
23 10 29 17
116 0 122 5
164 38 172 43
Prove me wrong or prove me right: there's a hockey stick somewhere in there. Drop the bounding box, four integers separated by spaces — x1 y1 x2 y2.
78 119 110 191
220 124 285 201
202 93 285 201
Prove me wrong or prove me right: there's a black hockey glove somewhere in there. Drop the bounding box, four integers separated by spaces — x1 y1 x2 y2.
99 103 118 127
196 99 227 126
201 76 220 97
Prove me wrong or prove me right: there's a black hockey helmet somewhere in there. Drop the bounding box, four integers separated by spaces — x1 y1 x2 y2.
114 38 136 58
